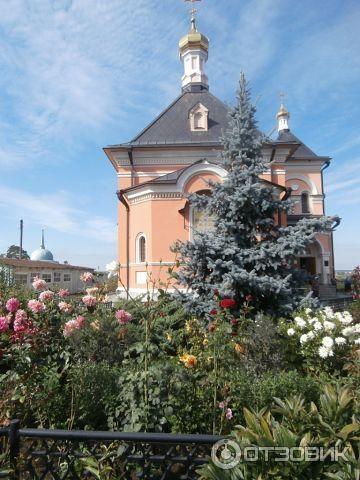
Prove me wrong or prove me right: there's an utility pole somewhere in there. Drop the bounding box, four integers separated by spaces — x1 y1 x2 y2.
19 219 23 259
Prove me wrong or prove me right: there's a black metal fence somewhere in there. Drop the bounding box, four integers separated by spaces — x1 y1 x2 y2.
320 296 354 311
0 420 221 479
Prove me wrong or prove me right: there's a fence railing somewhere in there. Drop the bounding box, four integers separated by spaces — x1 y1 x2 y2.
0 420 222 479
320 296 354 311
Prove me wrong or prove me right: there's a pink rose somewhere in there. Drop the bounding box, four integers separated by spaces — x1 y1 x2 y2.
63 320 77 337
13 318 27 333
82 295 97 307
218 401 225 409
28 299 46 314
226 408 233 420
32 276 47 291
58 302 73 314
58 288 70 298
39 290 54 302
80 272 94 283
115 309 132 325
15 309 28 322
6 297 20 313
0 316 9 333
63 316 85 337
75 315 86 328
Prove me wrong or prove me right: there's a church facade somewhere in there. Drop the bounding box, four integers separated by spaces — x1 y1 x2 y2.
104 16 336 298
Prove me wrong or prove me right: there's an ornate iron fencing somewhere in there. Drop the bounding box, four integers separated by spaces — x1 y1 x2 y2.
0 420 222 479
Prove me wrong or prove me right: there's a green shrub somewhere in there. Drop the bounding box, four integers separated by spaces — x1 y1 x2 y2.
199 383 360 479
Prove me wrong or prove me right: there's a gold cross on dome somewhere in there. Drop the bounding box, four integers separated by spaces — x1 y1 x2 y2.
185 0 202 28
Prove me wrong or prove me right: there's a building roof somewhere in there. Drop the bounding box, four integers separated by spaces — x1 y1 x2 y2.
109 91 229 147
0 258 94 271
106 91 326 162
276 130 318 158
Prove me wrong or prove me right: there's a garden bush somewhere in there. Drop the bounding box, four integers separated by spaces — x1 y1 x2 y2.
199 383 360 479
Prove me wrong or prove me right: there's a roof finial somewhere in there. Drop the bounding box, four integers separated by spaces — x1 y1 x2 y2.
276 92 290 132
41 228 45 249
185 0 201 32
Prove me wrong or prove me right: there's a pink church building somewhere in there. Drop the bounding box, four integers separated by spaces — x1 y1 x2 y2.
104 16 336 298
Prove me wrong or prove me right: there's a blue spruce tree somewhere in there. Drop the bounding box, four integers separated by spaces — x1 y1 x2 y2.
174 74 337 316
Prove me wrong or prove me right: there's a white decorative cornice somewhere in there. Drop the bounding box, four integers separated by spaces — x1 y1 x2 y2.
128 192 183 204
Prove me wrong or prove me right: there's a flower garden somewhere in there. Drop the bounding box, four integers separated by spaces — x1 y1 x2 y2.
1 77 359 478
0 266 359 478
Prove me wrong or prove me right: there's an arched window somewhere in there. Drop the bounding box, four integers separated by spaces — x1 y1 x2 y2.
136 234 146 263
194 112 203 130
190 190 216 239
301 192 310 214
189 103 209 132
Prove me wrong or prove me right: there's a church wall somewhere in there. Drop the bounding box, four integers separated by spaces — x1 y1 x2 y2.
183 172 221 194
150 198 187 264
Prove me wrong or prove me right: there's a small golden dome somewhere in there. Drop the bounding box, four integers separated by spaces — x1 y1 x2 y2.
276 103 290 119
179 30 209 55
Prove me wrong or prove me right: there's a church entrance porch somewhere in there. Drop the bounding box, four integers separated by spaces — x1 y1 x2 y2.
297 239 332 286
299 256 317 277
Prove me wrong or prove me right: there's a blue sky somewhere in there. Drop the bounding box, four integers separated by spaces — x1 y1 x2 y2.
0 0 359 270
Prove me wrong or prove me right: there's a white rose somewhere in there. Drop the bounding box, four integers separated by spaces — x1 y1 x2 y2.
308 317 318 325
287 328 295 336
106 260 119 279
323 306 334 318
342 326 354 336
318 345 330 358
307 331 315 339
294 317 306 329
323 321 335 332
300 334 308 344
314 321 323 331
340 313 353 325
322 336 334 348
335 337 346 345
305 308 312 314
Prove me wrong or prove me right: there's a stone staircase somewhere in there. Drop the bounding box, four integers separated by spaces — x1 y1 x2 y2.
319 284 337 299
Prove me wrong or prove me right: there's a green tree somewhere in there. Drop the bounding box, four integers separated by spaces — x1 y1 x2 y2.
1 244 30 259
174 74 337 317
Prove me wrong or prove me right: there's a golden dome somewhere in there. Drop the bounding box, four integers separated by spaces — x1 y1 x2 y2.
179 30 209 55
276 103 290 119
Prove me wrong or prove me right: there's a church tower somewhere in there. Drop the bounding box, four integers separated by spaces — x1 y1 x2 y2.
179 7 209 92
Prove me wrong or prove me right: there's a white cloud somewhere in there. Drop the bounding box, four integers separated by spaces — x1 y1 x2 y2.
0 185 116 243
0 0 182 168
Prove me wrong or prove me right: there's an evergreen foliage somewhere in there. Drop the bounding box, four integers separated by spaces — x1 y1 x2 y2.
174 74 335 316
0 244 30 259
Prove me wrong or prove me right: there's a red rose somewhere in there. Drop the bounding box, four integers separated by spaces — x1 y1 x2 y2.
245 294 253 302
210 309 217 315
231 319 238 325
214 289 219 296
220 298 236 309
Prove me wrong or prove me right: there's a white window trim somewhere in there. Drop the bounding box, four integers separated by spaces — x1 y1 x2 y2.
136 233 147 264
301 190 311 214
189 202 215 241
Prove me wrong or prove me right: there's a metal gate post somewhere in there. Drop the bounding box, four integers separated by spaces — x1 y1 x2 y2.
8 420 20 479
